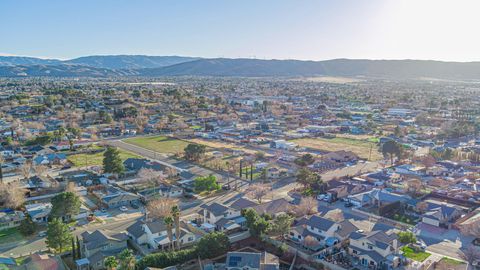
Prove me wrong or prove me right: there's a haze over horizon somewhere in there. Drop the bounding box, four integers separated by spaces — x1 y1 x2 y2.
2 0 480 62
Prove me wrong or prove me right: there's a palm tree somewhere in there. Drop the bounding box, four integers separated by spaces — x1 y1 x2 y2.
171 205 181 250
118 249 135 270
104 256 118 270
164 216 174 250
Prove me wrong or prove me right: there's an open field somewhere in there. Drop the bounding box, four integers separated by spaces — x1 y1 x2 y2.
188 138 258 155
68 148 140 167
123 136 191 154
290 137 382 160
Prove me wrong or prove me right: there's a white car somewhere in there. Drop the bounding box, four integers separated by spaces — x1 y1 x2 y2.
119 206 128 212
316 194 326 201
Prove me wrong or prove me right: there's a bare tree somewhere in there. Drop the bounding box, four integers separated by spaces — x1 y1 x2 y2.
137 168 166 190
458 245 480 266
20 160 33 180
146 198 178 220
65 181 77 194
245 183 271 204
33 164 48 177
0 181 26 209
293 197 318 217
416 201 428 213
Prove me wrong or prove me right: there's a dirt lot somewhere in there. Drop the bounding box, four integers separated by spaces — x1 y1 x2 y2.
291 137 382 160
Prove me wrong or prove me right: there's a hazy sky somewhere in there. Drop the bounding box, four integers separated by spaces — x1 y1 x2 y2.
1 0 480 61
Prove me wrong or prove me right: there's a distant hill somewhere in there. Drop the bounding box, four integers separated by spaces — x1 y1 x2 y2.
65 55 199 69
142 58 480 80
2 56 480 80
0 55 198 69
0 56 61 66
0 64 138 77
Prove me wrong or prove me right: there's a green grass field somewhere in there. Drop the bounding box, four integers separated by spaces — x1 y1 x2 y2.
68 149 140 167
123 136 191 154
401 246 431 262
0 227 25 244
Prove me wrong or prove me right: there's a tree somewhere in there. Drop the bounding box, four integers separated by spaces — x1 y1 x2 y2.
103 146 125 174
242 208 271 237
294 197 318 217
269 214 293 239
118 249 136 270
196 232 230 259
294 154 315 167
71 237 76 260
194 174 220 193
50 192 81 221
184 143 206 161
164 216 175 250
0 181 26 209
303 235 320 250
20 160 32 180
104 256 118 270
398 231 416 244
46 218 72 254
416 201 428 213
146 198 178 220
171 205 181 250
381 140 402 165
18 213 37 236
33 164 48 177
459 245 480 266
421 155 436 169
245 183 270 203
296 168 323 191
137 168 166 191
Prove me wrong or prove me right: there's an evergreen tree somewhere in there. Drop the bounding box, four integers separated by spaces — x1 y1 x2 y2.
103 146 125 174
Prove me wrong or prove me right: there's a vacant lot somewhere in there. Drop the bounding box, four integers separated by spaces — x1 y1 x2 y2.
188 138 257 155
291 137 382 160
68 148 140 167
124 136 191 154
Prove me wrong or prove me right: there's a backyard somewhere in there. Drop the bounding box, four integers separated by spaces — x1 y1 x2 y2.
290 137 382 160
401 246 431 262
123 136 191 154
68 148 140 167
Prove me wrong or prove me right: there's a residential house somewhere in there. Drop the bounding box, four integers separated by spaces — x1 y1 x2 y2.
0 209 24 230
80 230 128 270
289 215 341 249
421 201 463 228
198 202 245 232
348 230 401 269
127 218 196 250
101 191 141 209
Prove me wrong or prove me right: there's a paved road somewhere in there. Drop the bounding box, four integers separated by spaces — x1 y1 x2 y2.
0 215 141 257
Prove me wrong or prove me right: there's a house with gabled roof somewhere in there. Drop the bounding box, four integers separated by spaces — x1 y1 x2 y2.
348 230 401 269
80 229 128 270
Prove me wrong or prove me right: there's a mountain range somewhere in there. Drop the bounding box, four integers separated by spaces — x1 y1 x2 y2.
1 55 480 80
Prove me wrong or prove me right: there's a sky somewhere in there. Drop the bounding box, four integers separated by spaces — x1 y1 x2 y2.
1 0 480 61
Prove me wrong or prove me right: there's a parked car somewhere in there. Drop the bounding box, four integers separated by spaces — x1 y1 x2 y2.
344 202 353 207
316 194 326 201
120 206 128 212
38 231 47 237
222 184 231 191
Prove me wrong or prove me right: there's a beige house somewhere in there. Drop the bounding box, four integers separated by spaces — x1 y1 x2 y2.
348 230 401 269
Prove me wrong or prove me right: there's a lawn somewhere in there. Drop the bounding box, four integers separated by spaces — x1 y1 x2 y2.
68 148 140 167
290 137 382 160
124 136 191 154
401 246 431 262
0 227 25 244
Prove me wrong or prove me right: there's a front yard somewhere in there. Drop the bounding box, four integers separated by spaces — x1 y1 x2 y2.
401 246 431 262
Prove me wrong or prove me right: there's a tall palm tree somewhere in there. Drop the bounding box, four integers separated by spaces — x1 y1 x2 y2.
118 249 135 270
171 205 181 250
164 216 174 250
